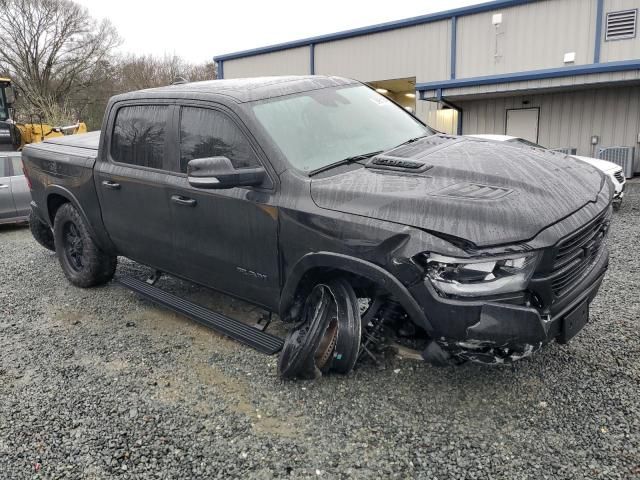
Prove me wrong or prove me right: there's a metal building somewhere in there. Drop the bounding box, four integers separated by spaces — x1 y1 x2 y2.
214 0 640 175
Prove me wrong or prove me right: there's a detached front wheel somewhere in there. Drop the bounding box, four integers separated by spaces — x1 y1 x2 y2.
278 279 362 380
53 203 116 288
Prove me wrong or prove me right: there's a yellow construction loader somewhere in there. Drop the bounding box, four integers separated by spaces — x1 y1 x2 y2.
0 77 87 152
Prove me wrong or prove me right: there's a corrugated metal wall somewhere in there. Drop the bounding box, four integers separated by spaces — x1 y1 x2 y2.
223 47 310 78
221 0 640 85
314 21 451 82
459 85 640 165
456 0 596 78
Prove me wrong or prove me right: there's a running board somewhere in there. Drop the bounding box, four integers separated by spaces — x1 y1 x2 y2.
117 276 284 355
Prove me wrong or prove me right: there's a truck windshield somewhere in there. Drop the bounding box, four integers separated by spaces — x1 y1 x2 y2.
251 85 430 173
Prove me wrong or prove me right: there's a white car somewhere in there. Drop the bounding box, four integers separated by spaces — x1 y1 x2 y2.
467 134 626 209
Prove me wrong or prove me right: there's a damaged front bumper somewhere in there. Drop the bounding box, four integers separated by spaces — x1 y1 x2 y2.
408 244 609 364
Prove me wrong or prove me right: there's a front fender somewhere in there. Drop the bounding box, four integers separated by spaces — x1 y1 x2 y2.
279 251 433 333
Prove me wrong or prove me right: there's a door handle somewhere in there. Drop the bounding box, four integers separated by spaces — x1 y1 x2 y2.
102 180 121 190
171 195 196 207
0 184 8 189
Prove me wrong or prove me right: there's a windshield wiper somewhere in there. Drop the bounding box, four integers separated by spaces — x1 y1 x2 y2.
308 150 383 176
392 134 431 149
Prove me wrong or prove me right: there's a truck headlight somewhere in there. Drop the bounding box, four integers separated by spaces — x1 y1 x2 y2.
422 252 540 297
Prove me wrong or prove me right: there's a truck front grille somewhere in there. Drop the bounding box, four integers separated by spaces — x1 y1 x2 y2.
613 170 625 183
550 210 610 297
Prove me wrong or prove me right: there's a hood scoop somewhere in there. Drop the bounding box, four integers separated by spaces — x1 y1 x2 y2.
367 154 432 173
431 182 513 200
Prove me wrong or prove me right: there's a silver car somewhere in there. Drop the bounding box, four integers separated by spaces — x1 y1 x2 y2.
0 152 31 224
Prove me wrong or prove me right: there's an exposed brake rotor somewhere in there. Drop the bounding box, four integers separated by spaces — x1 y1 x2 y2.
314 317 338 371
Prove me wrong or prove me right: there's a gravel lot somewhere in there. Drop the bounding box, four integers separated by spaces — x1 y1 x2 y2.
1 186 639 480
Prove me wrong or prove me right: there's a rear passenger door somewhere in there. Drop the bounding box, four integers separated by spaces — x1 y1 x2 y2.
0 157 16 221
167 105 280 310
95 103 178 271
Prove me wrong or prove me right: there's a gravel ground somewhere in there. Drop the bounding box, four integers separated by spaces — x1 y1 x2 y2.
1 187 639 480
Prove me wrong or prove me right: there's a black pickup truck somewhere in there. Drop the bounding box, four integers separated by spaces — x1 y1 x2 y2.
23 76 612 377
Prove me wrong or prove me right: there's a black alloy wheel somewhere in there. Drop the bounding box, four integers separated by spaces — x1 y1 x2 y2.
62 221 85 272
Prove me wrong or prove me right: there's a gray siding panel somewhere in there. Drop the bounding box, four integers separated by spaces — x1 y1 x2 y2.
314 21 451 82
459 85 640 166
223 47 311 78
599 0 640 62
456 0 596 78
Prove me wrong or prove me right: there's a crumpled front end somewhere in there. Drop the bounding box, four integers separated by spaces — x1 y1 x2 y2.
408 205 612 365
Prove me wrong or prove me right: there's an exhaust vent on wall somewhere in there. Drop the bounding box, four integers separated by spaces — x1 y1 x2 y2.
605 9 637 41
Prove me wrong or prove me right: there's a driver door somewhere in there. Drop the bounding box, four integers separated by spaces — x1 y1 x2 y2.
167 105 280 310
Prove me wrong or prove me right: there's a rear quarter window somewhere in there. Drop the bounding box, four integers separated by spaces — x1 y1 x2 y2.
111 105 168 169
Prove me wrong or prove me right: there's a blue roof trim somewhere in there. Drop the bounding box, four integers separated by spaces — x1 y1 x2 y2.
416 60 640 91
213 0 538 62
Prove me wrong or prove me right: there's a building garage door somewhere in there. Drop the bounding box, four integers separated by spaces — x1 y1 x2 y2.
506 108 539 143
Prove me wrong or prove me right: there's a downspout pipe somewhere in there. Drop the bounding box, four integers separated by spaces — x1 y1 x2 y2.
436 88 463 135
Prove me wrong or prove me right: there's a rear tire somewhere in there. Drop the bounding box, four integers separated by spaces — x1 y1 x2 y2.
53 203 116 287
29 209 55 251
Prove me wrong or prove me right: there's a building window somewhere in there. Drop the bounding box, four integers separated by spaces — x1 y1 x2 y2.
605 9 637 41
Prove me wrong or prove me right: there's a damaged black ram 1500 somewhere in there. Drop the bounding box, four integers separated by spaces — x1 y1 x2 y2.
23 76 612 378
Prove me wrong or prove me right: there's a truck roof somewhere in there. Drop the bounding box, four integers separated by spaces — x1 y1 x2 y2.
110 75 358 103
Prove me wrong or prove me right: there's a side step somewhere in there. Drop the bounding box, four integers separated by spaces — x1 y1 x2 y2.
117 276 284 355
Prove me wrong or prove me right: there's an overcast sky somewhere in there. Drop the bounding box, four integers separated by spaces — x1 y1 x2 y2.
76 0 482 64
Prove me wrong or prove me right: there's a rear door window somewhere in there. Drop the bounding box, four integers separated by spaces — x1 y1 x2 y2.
111 105 168 170
179 107 259 173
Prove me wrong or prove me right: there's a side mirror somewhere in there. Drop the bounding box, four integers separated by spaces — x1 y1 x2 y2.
187 156 266 189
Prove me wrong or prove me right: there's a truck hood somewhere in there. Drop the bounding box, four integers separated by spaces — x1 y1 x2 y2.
310 136 605 248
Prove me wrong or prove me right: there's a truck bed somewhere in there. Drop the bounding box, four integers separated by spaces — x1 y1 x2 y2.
41 130 100 151
22 131 103 232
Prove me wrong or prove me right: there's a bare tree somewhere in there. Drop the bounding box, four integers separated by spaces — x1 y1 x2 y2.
0 0 120 123
115 54 216 91
67 54 217 130
188 62 217 83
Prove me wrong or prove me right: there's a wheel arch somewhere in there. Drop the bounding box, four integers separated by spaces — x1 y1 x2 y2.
45 186 115 254
279 252 432 332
